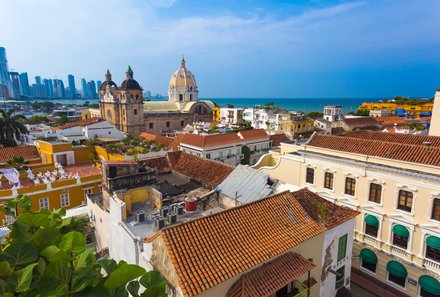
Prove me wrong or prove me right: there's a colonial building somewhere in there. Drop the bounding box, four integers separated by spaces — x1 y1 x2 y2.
98 57 215 136
254 131 440 297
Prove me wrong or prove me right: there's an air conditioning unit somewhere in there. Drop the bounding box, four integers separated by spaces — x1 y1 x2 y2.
175 204 184 215
167 212 177 224
135 210 145 223
154 216 165 229
169 203 177 213
160 206 169 217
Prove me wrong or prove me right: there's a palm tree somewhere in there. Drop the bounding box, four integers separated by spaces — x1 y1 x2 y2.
0 109 28 146
7 156 29 171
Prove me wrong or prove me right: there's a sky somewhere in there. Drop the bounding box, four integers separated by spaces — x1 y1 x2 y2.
1 0 440 98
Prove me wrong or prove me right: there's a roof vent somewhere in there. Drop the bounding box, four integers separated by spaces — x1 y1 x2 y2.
167 212 177 224
160 206 169 217
422 142 432 148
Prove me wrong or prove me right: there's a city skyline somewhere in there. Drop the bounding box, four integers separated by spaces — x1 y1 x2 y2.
1 0 440 98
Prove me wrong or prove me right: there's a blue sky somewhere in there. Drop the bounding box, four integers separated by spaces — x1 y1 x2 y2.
1 0 440 98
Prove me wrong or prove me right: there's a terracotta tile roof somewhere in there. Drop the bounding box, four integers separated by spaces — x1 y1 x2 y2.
270 133 290 147
63 163 101 177
373 116 406 127
226 252 316 297
293 188 359 229
142 157 171 174
158 190 328 297
0 177 34 190
342 117 382 127
55 117 103 130
139 132 174 147
169 151 233 188
178 133 242 148
344 131 440 147
0 145 41 164
307 133 440 166
168 134 186 151
238 129 270 140
102 160 136 165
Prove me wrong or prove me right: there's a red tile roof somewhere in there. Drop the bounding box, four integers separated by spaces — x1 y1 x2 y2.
178 133 241 148
238 129 269 140
270 133 290 147
54 117 103 130
63 163 101 177
139 132 174 147
307 133 440 166
226 252 316 297
374 116 406 127
342 117 382 127
170 151 233 188
0 145 41 164
142 157 171 174
344 131 440 147
154 189 357 297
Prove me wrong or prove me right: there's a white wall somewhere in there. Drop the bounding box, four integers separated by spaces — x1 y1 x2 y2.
85 121 125 139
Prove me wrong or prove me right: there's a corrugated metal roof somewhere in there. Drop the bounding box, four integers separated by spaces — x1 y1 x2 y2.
217 165 273 203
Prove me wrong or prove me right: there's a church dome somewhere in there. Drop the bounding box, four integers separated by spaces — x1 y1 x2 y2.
120 66 142 90
100 69 118 90
169 56 197 90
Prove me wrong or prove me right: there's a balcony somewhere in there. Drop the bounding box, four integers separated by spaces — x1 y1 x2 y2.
390 245 408 258
423 258 440 272
363 234 380 247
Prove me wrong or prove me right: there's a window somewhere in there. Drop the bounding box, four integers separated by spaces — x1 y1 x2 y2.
179 94 183 101
134 109 137 115
425 236 440 262
432 198 440 221
206 154 211 159
397 190 413 212
324 172 333 190
166 121 170 128
387 261 407 288
389 273 406 288
393 234 408 249
306 168 314 184
365 216 379 237
362 260 376 273
181 120 185 127
39 197 49 210
337 234 348 261
335 266 345 289
149 123 154 129
60 193 70 208
84 188 92 197
369 183 382 204
344 177 356 196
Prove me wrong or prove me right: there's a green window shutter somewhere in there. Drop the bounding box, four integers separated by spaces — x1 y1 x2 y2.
426 236 440 249
365 215 379 227
386 261 407 278
360 249 377 264
392 224 409 237
419 275 440 295
337 234 348 261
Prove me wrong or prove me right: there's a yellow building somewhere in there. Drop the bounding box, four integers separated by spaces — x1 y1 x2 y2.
212 106 221 122
358 101 433 117
279 112 315 136
0 141 102 227
254 131 440 297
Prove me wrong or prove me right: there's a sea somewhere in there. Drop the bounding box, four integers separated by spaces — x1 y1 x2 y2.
25 97 374 113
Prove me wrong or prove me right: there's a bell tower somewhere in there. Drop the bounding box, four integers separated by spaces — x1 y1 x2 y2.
99 69 120 129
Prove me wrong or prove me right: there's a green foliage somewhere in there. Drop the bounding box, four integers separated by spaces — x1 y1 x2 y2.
354 110 369 116
317 202 329 223
0 195 167 296
55 115 68 126
31 101 55 112
240 145 251 165
306 112 323 118
88 103 99 109
24 115 50 125
7 156 28 172
0 109 29 147
405 122 424 131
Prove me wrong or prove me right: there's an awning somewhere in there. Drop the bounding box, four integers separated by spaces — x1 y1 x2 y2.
392 224 409 237
419 275 440 295
360 249 377 264
386 261 407 278
365 215 379 227
226 252 316 297
426 236 440 249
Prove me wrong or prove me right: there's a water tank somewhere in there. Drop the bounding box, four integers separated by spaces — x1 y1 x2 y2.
185 197 197 212
135 210 145 222
167 212 177 224
160 206 169 217
154 216 165 229
175 204 184 215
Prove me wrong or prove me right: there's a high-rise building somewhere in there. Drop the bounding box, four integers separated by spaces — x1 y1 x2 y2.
9 71 20 99
89 80 97 99
43 79 54 98
18 72 31 98
0 47 12 98
96 80 102 92
35 76 42 85
81 78 88 98
67 74 76 98
53 79 65 98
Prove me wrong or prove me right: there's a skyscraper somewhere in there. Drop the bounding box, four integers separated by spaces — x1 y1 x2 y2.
18 72 31 98
96 80 102 92
43 79 54 98
35 76 42 85
89 80 97 99
67 74 76 98
0 47 12 98
53 79 66 98
81 78 88 98
9 71 20 99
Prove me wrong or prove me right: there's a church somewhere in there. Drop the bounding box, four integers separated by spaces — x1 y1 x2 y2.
98 56 215 135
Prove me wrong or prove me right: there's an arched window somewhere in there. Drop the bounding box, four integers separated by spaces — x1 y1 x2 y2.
387 261 407 288
364 215 379 237
425 235 440 263
130 95 134 103
107 109 112 120
360 248 377 273
418 275 440 297
392 224 409 249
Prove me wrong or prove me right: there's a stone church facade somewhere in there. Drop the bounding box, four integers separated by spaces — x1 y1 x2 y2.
99 57 215 136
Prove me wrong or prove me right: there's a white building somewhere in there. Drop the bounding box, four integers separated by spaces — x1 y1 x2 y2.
52 118 125 142
177 129 271 166
243 108 281 131
220 107 244 125
324 105 343 122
